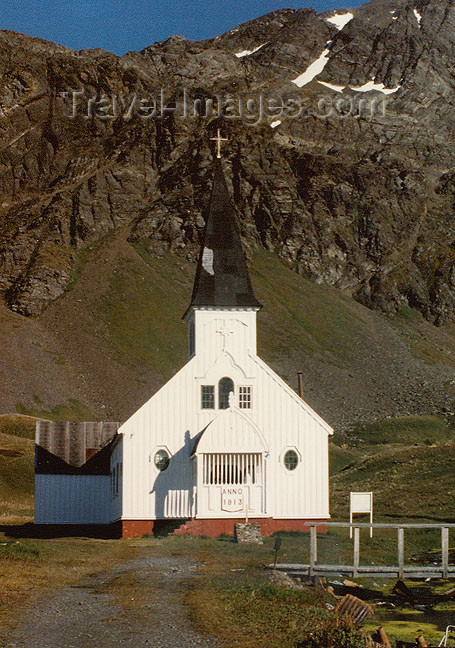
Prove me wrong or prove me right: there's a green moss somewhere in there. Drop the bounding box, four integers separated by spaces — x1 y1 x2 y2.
395 305 423 323
364 615 454 645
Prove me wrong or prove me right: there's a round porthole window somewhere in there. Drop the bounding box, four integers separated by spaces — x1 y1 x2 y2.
154 449 170 471
284 450 299 471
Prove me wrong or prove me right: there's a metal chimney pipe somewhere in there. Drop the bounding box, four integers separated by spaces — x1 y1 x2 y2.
297 371 304 400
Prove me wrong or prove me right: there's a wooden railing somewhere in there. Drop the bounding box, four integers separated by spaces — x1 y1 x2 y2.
276 522 455 579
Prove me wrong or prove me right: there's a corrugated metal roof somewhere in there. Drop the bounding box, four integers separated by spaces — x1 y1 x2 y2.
35 421 120 475
186 159 261 314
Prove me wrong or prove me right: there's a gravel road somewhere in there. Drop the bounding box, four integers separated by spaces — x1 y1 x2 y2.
5 554 223 648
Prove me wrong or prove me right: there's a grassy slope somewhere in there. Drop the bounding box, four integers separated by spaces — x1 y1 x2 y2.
2 238 454 426
330 414 455 520
0 415 37 522
2 244 455 522
252 250 371 368
99 245 193 381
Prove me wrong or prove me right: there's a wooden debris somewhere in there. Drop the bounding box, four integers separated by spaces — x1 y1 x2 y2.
331 579 381 601
392 580 418 605
440 587 455 601
370 626 392 647
378 626 391 648
343 578 362 589
326 585 339 599
334 593 374 626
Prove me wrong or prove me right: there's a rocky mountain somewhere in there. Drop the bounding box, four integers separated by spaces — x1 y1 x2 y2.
1 0 455 426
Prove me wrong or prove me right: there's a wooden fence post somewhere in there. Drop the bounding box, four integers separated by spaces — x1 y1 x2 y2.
309 525 317 577
398 527 404 579
442 527 449 579
353 527 360 578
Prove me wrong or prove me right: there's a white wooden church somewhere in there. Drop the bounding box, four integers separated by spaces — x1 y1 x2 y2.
35 148 333 538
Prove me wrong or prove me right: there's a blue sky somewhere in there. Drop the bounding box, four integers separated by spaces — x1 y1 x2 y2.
1 1 366 55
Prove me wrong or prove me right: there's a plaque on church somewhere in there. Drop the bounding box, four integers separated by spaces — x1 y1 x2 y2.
221 486 246 512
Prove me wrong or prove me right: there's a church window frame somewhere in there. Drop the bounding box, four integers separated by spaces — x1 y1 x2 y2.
238 385 252 409
280 447 301 473
152 448 171 472
284 450 298 471
201 385 215 409
218 377 234 409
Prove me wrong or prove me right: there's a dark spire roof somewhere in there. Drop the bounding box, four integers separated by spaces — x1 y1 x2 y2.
187 159 261 313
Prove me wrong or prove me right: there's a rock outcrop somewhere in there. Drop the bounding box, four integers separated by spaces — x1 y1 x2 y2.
1 0 455 324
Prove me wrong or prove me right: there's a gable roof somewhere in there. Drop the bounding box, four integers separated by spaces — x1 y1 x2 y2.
250 353 334 435
186 159 261 314
35 421 121 475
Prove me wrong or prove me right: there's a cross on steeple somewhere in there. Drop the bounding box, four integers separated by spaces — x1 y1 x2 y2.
210 129 228 159
216 321 234 350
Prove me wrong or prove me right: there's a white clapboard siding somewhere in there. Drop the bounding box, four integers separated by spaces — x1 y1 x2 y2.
119 307 332 523
35 475 111 524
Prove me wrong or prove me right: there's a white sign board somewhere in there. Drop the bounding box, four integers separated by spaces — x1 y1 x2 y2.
350 491 373 537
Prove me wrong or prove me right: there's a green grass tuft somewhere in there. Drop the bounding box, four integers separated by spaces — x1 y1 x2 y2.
0 415 36 440
15 399 96 422
0 540 41 561
347 415 455 446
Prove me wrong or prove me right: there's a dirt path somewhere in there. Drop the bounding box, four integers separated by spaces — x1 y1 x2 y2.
5 554 222 648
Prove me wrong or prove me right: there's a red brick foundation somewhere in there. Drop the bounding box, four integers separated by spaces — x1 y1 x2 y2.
121 518 327 539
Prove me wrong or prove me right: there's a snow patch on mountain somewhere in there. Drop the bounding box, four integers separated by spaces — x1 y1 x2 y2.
413 8 422 25
270 120 281 128
235 43 266 57
318 81 344 92
350 80 401 95
325 12 354 31
291 42 332 87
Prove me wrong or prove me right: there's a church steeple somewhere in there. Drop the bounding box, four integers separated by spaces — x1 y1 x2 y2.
187 158 261 313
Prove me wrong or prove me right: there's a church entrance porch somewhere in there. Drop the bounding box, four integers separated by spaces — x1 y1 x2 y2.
198 452 265 517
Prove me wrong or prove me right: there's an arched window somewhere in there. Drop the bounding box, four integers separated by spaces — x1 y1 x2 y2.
218 377 234 409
